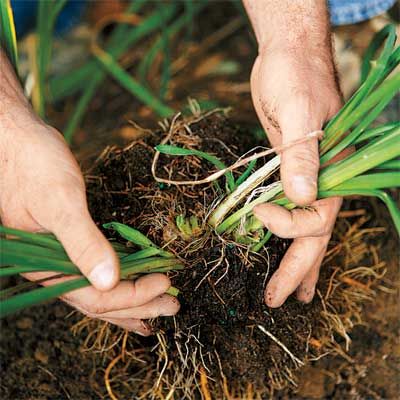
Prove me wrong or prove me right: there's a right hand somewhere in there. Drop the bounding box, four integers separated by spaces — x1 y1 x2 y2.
0 62 179 335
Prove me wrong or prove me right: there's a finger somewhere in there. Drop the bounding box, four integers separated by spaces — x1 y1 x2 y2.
62 273 172 314
51 206 119 291
97 294 180 320
101 318 152 336
265 235 330 307
253 197 342 238
278 96 322 206
296 261 321 304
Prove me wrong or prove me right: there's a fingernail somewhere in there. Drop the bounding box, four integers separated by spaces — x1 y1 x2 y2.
89 259 116 290
292 175 316 197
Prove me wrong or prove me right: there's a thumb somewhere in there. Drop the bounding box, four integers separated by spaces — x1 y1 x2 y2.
52 207 120 291
278 96 321 206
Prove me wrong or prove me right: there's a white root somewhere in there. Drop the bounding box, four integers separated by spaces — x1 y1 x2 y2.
257 325 304 368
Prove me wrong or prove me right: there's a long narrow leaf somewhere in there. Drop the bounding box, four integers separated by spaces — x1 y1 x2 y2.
0 0 18 71
319 189 400 236
63 4 178 142
156 144 236 191
0 225 64 251
103 222 156 248
94 49 173 117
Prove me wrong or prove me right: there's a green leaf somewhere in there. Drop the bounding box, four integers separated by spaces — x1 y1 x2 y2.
353 122 399 145
62 4 179 142
94 49 173 118
1 239 69 261
1 247 79 275
320 73 400 164
0 0 18 72
0 225 64 251
332 172 400 190
0 277 88 318
319 126 400 191
361 24 397 83
155 144 236 191
33 0 68 117
103 222 156 248
319 189 400 236
320 25 398 154
138 2 206 83
236 159 257 186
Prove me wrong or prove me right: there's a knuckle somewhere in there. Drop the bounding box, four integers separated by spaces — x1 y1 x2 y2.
70 239 99 268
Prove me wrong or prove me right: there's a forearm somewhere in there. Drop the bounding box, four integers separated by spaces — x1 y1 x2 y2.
0 49 40 145
243 0 331 53
0 48 30 111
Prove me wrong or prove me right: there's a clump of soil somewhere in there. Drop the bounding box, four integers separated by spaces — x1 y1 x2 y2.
85 111 323 395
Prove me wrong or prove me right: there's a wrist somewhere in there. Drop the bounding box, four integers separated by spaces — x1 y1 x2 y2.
244 1 332 57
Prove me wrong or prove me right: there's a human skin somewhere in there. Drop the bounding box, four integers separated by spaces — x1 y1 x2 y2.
0 50 179 335
243 0 344 307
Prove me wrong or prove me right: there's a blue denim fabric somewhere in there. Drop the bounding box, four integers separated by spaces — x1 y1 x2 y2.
11 0 86 38
328 0 396 25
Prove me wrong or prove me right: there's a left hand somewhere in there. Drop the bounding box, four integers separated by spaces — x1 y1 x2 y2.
250 45 343 307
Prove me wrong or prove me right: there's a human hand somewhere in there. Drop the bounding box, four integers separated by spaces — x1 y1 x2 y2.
249 41 343 307
0 51 179 333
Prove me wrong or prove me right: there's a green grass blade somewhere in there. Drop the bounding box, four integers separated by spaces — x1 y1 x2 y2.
0 225 64 251
138 2 206 83
94 49 173 117
103 222 158 248
62 4 179 142
235 159 257 187
319 127 400 190
122 247 162 262
353 122 399 145
1 239 68 261
0 0 18 72
156 144 236 191
34 0 67 118
321 25 398 153
360 24 397 83
49 0 148 101
376 159 400 170
103 222 154 247
319 189 400 236
332 172 400 190
1 249 79 275
320 74 400 164
0 277 88 318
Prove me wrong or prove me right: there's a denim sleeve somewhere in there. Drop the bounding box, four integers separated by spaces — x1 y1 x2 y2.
11 0 87 38
328 0 396 25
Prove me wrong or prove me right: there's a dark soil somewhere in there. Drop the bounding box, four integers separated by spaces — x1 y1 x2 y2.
84 112 322 394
